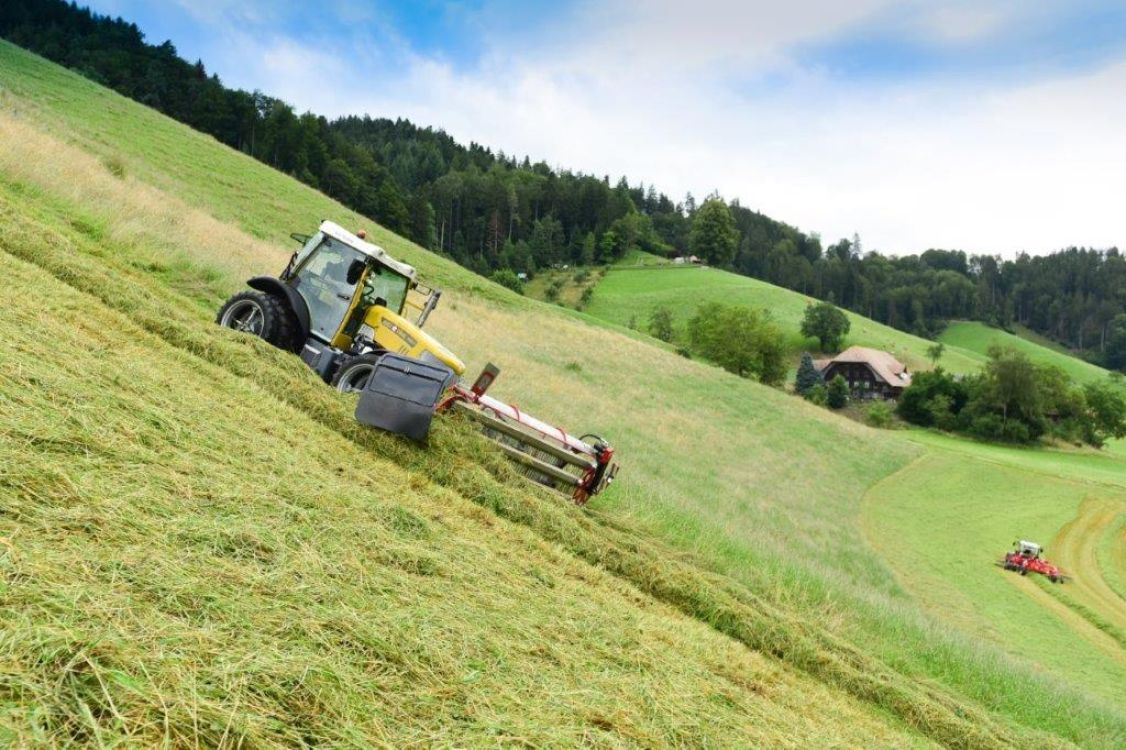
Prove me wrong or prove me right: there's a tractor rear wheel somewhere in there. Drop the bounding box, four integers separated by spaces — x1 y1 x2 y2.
217 291 298 351
332 352 383 394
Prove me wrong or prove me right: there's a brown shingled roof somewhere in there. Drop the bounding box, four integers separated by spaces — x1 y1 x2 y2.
819 346 912 387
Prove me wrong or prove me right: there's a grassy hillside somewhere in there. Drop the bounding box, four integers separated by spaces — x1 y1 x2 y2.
2 40 1124 745
941 321 1120 387
1 194 937 747
581 255 986 373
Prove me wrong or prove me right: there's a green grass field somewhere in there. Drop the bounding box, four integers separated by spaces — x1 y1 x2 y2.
581 255 986 373
863 446 1126 703
2 40 1125 745
941 321 1120 387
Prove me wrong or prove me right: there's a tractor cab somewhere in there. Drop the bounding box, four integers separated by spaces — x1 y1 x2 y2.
217 220 463 384
285 222 425 340
1016 540 1042 559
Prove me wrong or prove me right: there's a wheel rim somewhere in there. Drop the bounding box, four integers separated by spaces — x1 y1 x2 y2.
336 363 375 394
220 300 265 335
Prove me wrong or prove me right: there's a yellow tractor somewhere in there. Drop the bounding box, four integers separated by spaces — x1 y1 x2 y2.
217 220 463 386
216 221 617 503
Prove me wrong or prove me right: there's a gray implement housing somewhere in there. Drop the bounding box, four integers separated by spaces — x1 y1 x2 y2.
354 353 457 441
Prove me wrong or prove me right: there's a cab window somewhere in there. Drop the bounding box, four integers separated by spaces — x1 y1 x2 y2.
292 236 367 341
361 266 411 315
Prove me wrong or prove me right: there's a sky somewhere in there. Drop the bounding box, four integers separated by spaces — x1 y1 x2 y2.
85 0 1126 257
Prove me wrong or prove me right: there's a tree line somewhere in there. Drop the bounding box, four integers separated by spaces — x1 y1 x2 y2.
895 346 1126 447
739 240 1126 372
793 345 1126 447
5 1 1123 371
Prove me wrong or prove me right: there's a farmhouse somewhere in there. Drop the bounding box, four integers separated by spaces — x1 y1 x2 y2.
814 346 912 399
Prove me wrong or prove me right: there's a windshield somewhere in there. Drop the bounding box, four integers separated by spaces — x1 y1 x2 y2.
361 266 411 315
291 236 367 341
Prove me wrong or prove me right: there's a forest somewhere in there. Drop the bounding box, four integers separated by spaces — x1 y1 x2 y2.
3 0 1123 371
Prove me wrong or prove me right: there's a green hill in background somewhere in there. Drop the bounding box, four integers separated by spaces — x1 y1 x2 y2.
580 253 984 372
941 321 1122 387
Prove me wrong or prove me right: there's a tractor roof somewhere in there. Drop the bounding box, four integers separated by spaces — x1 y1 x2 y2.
319 220 417 281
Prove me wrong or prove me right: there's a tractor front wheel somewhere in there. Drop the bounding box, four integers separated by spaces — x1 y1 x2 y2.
332 353 383 394
217 291 298 351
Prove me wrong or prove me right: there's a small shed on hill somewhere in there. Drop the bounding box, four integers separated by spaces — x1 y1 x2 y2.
814 346 912 400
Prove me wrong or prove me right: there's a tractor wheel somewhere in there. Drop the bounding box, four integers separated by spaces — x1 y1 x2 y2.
1019 567 1028 576
217 291 298 351
332 352 383 394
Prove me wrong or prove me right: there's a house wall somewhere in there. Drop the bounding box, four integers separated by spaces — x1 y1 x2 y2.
822 362 902 399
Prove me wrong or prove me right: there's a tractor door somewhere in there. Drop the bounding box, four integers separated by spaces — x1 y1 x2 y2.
289 236 368 342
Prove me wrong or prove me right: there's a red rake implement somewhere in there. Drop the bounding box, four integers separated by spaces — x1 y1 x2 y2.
440 364 618 505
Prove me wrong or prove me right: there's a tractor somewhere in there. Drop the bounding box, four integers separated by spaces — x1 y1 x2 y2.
216 220 463 386
216 220 617 504
1000 540 1065 583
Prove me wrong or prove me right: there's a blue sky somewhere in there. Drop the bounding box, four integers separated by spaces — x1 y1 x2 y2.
85 0 1126 255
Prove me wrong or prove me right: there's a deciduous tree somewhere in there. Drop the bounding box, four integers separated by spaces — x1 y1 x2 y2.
648 306 674 343
687 303 786 385
689 199 738 266
801 301 851 352
827 375 849 409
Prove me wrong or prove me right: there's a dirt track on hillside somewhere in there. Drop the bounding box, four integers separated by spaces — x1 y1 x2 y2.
1051 497 1126 630
1114 520 1126 598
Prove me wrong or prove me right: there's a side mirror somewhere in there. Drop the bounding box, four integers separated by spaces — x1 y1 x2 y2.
290 232 311 245
346 259 366 285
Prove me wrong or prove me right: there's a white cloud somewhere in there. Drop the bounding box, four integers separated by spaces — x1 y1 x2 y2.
170 0 285 27
918 4 1010 43
141 0 1126 256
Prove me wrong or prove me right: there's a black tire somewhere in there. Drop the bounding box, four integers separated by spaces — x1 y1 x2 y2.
331 352 384 394
1019 567 1028 576
216 291 299 351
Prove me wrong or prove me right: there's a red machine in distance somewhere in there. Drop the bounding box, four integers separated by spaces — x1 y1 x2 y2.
999 540 1066 583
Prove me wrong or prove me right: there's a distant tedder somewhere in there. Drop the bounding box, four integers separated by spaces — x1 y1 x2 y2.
216 220 617 504
998 540 1067 583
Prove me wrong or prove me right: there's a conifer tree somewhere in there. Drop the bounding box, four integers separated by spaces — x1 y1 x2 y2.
795 352 823 396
